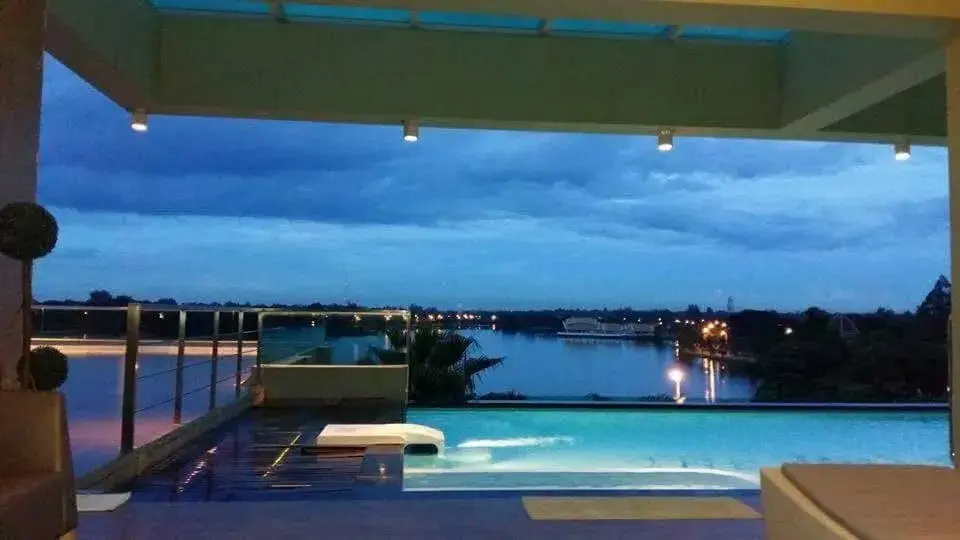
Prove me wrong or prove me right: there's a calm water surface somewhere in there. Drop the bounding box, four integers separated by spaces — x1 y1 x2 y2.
463 330 755 401
262 327 754 401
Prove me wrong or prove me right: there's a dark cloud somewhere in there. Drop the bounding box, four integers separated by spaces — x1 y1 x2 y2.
887 196 949 237
38 56 947 256
622 195 945 251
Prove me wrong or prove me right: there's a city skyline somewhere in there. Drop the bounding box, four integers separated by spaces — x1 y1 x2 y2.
33 57 949 312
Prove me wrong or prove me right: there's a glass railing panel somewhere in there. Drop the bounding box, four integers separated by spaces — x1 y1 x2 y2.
260 312 407 366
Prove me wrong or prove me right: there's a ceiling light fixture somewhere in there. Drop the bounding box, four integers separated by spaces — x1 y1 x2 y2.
402 120 419 143
657 128 674 152
894 141 911 161
131 108 149 133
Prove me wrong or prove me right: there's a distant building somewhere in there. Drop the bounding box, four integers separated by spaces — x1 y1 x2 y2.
727 297 735 313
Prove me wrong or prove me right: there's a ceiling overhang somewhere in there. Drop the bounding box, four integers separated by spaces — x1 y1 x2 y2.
44 0 960 144
47 0 157 110
281 0 960 39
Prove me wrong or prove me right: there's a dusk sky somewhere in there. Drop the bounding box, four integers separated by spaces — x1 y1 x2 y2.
33 57 949 312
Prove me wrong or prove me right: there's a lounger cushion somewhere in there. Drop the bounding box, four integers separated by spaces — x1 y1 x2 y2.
782 464 960 540
0 391 79 536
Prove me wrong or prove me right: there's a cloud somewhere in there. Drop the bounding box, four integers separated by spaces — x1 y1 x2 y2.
33 56 951 310
33 207 947 311
39 142 948 252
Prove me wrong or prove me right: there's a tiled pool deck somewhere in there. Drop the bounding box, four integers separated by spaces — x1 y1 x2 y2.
81 407 765 538
79 495 764 539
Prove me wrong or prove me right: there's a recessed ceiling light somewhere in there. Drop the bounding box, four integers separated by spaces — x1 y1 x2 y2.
657 128 674 152
131 108 148 133
402 120 419 143
894 141 911 161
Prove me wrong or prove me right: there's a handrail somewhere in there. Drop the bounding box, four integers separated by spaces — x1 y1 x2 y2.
33 334 259 344
54 301 410 456
136 358 219 381
32 304 410 317
117 304 256 453
134 370 253 415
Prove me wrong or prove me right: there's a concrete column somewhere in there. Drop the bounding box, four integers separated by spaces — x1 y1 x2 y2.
948 36 960 468
0 0 46 388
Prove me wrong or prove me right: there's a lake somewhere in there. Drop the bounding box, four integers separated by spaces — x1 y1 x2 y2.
461 329 755 401
262 326 756 401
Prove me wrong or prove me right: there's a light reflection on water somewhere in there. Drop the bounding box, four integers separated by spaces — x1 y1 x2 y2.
461 329 754 401
260 327 754 401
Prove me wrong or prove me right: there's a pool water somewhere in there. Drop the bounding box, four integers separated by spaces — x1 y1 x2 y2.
403 408 950 491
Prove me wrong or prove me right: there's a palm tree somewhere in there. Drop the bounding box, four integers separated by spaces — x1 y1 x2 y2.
375 327 504 404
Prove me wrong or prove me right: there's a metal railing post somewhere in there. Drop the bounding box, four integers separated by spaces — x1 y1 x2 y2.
235 311 245 395
950 315 956 467
404 310 413 420
405 310 413 367
120 303 141 455
256 312 264 368
173 310 187 424
209 311 220 411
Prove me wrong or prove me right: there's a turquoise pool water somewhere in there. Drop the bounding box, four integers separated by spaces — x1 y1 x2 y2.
403 408 950 491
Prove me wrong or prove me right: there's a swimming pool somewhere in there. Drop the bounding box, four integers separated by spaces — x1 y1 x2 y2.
403 408 950 491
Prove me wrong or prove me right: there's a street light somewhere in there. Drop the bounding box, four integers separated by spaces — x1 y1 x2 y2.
668 367 685 400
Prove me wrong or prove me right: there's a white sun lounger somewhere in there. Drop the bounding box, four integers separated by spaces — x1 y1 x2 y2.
314 424 444 454
762 464 960 540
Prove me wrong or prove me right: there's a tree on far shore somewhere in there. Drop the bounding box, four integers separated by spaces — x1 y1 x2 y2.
749 277 950 403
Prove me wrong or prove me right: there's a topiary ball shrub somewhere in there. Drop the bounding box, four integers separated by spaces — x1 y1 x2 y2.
0 202 59 261
18 346 69 391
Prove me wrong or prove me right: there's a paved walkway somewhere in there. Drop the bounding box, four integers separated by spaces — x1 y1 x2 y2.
79 496 765 539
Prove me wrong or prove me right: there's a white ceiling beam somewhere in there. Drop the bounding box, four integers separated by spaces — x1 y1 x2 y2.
781 33 944 133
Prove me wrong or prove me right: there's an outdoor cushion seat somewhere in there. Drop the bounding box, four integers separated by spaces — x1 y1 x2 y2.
763 464 960 540
0 473 71 539
0 391 78 539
